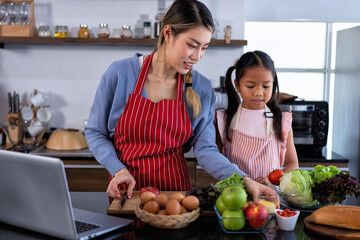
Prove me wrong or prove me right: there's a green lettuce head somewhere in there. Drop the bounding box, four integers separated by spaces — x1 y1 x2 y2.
279 169 317 207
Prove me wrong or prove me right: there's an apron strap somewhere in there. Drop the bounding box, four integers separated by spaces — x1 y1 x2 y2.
177 73 184 102
133 51 155 95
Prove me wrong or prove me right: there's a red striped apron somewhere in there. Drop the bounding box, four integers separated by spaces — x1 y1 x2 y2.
113 51 193 191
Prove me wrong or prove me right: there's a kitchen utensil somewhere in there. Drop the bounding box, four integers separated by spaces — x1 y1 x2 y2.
30 91 45 107
304 216 360 239
8 92 12 112
118 191 128 209
45 129 88 150
36 107 51 123
6 112 22 145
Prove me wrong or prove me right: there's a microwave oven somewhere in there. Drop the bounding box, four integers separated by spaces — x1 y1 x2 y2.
279 101 329 149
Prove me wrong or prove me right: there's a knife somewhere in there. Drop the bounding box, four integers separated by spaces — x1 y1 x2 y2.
14 93 20 113
118 191 128 209
8 92 12 113
12 91 16 113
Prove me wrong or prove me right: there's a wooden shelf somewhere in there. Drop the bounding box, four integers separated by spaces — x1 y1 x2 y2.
0 36 247 48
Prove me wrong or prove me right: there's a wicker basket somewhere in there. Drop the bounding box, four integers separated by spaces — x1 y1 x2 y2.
135 204 200 229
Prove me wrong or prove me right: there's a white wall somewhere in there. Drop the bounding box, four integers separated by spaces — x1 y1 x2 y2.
0 0 245 130
246 0 360 22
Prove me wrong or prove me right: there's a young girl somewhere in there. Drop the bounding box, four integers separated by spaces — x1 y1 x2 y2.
216 51 299 188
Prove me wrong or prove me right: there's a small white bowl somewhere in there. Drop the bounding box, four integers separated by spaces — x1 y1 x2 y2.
274 209 300 231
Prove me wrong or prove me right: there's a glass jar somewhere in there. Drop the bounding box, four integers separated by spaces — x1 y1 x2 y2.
143 21 151 39
78 24 90 38
54 25 68 38
120 25 133 39
38 25 51 37
97 23 110 38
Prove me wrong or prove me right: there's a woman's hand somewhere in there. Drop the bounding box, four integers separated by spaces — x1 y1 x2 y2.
107 168 136 199
255 176 275 191
243 176 280 208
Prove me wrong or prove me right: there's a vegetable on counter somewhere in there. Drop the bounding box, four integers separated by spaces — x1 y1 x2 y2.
187 184 220 211
310 165 341 184
312 171 360 204
268 169 284 185
214 172 244 193
279 169 318 207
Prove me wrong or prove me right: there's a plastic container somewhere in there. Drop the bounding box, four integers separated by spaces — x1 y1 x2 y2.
78 24 90 38
274 209 300 231
97 23 110 38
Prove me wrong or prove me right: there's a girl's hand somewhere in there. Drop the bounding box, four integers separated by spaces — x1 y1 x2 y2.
243 176 280 208
107 168 136 199
255 176 275 191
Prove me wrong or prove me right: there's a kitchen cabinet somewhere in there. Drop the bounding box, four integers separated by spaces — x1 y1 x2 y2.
0 36 247 48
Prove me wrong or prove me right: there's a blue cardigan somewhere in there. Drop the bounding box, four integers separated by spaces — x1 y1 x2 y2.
85 53 246 180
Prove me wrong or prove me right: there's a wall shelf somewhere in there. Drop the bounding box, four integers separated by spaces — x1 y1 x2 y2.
0 36 247 48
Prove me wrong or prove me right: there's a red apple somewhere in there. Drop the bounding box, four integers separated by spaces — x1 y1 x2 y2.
139 186 160 197
245 203 269 228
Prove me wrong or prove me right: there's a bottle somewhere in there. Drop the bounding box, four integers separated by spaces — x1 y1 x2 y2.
154 8 164 38
97 23 110 38
143 21 151 38
78 24 90 38
120 25 133 39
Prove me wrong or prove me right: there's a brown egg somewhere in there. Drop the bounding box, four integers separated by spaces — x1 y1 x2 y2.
154 193 168 208
140 191 156 204
143 200 160 214
166 199 181 215
170 192 185 204
158 209 168 215
182 195 200 211
180 206 188 214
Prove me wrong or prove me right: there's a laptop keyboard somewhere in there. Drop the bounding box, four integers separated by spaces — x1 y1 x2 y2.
75 220 101 234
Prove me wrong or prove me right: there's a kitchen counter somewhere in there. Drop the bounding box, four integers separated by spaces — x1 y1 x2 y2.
0 211 339 239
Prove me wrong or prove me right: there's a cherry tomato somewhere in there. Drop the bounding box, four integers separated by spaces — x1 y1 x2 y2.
268 169 284 185
277 208 297 217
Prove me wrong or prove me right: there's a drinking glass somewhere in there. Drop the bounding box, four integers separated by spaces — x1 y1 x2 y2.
19 2 29 25
0 4 7 25
8 3 19 25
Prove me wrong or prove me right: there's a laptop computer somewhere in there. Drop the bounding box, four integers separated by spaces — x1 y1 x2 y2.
0 150 133 240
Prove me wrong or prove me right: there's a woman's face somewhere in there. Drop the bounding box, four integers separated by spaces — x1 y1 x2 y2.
235 66 274 110
164 25 212 75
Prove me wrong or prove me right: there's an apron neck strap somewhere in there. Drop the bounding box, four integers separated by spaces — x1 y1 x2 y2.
133 51 155 95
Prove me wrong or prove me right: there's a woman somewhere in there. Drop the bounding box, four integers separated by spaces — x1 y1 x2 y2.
85 0 276 203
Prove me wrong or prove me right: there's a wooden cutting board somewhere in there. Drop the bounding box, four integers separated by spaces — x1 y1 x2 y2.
304 216 360 239
107 190 215 216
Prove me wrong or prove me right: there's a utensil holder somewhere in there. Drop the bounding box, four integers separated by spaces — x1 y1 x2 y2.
0 0 37 37
6 112 22 145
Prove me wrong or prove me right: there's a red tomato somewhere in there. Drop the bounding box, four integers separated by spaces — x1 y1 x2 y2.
277 208 297 217
268 169 284 185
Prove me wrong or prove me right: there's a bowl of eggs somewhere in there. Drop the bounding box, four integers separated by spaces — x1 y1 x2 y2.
135 191 200 229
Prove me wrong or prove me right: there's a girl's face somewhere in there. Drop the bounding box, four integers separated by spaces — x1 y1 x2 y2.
164 25 212 75
235 66 274 110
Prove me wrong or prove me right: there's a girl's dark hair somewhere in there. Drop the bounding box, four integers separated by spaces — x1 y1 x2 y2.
157 0 215 118
224 50 283 142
